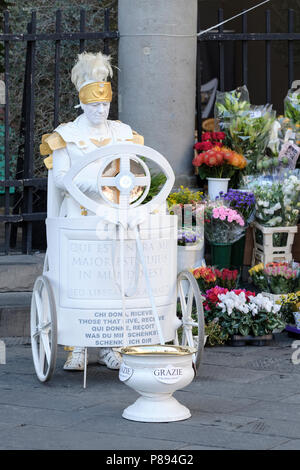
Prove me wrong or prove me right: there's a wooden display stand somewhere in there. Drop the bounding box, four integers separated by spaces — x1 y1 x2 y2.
252 222 298 266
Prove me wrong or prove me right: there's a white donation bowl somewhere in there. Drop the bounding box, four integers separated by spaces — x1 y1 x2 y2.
119 345 196 423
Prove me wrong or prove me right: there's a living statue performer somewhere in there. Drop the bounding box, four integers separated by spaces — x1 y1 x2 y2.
40 51 144 371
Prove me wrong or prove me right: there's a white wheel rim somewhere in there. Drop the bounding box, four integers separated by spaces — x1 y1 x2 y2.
31 276 57 382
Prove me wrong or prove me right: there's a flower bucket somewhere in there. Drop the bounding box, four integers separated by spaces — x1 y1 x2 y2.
210 242 232 269
177 241 205 273
231 235 246 268
207 178 230 201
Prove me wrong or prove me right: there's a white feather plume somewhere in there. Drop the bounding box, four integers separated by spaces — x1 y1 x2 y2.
71 51 113 91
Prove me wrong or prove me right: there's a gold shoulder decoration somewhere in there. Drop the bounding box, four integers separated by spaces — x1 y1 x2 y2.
127 130 144 145
40 132 67 170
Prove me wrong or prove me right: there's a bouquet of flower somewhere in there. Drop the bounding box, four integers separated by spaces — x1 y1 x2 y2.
204 202 246 244
248 263 269 291
194 131 226 153
284 86 300 124
216 188 255 224
192 146 247 179
246 172 300 227
249 262 299 294
177 228 201 246
192 265 239 291
214 86 250 121
167 186 203 209
280 291 300 325
204 288 284 337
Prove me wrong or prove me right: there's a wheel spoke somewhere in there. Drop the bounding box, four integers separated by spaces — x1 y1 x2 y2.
41 333 51 364
120 155 130 172
38 338 45 373
135 176 148 187
34 290 43 325
98 176 117 187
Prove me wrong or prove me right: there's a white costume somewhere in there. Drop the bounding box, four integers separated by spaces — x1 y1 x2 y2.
41 52 144 370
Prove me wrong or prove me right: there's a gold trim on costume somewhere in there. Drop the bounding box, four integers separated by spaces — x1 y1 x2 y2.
90 137 112 147
79 82 112 104
40 132 67 170
126 131 144 146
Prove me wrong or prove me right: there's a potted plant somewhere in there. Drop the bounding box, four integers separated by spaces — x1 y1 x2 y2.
192 265 239 292
193 142 247 200
204 202 246 269
249 262 300 300
167 187 205 273
279 291 300 331
177 228 204 273
203 288 285 345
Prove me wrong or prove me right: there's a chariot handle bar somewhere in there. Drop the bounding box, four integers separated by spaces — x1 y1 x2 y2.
63 143 175 227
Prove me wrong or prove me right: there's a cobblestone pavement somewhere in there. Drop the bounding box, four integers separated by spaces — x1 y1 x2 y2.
1 333 300 450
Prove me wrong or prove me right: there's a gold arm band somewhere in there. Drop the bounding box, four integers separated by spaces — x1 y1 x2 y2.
79 82 112 104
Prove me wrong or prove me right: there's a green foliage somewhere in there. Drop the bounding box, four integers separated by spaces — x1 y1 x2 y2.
205 321 228 347
142 171 167 204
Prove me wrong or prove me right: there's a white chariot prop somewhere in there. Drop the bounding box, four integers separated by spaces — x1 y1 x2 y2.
30 143 205 419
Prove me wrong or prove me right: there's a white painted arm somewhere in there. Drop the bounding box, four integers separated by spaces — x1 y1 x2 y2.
52 147 98 196
52 147 70 191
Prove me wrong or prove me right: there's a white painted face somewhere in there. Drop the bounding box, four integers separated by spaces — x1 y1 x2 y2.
81 101 110 126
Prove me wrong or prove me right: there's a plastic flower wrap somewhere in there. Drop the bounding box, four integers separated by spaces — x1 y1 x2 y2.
204 288 284 337
249 262 300 294
216 188 255 225
192 266 239 291
204 201 246 245
221 105 276 174
214 85 250 121
244 171 300 227
192 146 247 179
284 85 300 124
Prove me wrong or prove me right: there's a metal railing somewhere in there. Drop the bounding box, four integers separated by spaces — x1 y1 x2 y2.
0 8 118 254
196 7 299 138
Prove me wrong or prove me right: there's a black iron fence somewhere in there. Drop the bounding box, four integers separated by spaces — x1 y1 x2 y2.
196 7 300 139
0 7 118 254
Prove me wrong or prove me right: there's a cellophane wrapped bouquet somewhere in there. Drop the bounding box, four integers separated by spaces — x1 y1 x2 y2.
204 201 246 245
244 171 300 227
215 86 276 174
216 188 255 225
284 85 300 124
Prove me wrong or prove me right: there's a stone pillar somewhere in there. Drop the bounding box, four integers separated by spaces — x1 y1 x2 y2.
118 0 198 184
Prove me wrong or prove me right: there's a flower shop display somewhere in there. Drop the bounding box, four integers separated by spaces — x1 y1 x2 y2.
243 172 300 264
192 145 247 200
167 187 205 272
249 262 300 296
192 266 239 292
204 202 246 268
203 288 285 343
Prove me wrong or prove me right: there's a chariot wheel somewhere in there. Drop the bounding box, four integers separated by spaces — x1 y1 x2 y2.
30 275 57 382
175 270 205 370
